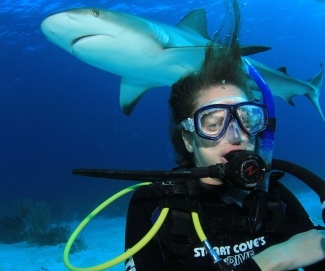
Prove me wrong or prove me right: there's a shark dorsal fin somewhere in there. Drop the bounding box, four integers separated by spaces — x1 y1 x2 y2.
176 9 211 40
277 67 289 75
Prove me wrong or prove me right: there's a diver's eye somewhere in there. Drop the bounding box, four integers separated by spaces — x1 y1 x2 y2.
92 10 99 17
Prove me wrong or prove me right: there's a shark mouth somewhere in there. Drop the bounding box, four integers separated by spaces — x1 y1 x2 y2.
71 34 116 46
71 35 98 46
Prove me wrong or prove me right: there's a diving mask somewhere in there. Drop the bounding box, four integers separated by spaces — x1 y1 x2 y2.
181 102 268 141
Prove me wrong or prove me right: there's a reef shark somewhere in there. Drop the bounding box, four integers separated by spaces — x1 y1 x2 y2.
40 8 324 120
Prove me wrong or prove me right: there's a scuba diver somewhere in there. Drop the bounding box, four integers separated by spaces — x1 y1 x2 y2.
123 1 325 270
63 0 325 271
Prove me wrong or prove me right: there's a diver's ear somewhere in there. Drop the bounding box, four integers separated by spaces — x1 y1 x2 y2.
182 131 194 153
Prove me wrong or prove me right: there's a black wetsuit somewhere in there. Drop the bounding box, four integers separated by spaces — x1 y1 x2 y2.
125 176 322 271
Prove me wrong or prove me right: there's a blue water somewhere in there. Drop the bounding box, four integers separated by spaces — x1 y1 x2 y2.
1 0 325 222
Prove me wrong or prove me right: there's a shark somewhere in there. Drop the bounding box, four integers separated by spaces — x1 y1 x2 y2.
40 8 324 120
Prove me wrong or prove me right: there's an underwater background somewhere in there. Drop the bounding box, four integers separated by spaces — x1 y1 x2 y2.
1 0 325 247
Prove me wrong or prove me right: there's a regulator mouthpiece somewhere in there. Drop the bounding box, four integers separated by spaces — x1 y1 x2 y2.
223 150 266 190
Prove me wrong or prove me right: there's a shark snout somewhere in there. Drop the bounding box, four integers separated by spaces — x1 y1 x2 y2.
41 11 92 53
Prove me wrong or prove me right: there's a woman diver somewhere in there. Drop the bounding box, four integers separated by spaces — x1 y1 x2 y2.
124 0 325 270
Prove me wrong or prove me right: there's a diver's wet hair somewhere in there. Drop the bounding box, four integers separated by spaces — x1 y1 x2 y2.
168 0 253 167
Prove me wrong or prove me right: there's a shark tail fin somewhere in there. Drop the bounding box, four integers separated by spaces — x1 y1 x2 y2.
305 63 325 122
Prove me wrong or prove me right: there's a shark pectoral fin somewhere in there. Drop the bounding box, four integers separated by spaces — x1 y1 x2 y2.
240 46 271 56
120 77 163 116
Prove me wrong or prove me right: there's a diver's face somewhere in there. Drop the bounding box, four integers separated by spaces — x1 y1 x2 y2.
182 84 256 185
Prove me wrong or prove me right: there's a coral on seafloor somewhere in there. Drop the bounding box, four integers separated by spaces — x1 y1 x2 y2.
0 199 86 252
0 215 26 244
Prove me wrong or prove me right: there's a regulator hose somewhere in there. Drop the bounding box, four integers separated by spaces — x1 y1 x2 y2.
63 182 169 271
272 159 325 222
63 183 209 271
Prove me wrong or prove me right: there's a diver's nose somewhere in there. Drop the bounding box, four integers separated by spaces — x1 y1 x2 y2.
224 118 244 144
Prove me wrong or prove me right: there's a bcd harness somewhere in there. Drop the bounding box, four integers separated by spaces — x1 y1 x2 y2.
150 172 323 271
68 156 325 271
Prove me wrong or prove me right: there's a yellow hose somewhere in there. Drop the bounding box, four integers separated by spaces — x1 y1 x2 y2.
63 182 169 271
63 182 209 271
191 212 206 241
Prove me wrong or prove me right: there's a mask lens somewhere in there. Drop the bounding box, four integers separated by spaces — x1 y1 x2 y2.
198 108 228 137
236 104 267 134
192 102 268 140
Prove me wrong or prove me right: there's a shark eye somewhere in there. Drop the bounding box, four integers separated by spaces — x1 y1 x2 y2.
92 10 99 17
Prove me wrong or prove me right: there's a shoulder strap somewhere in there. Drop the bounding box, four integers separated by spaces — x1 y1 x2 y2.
150 178 199 268
154 209 197 271
151 178 200 212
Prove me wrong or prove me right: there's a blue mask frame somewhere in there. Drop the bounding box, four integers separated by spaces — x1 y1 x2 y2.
181 102 268 141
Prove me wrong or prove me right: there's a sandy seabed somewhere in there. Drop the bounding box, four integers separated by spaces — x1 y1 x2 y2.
0 217 126 271
0 190 323 271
